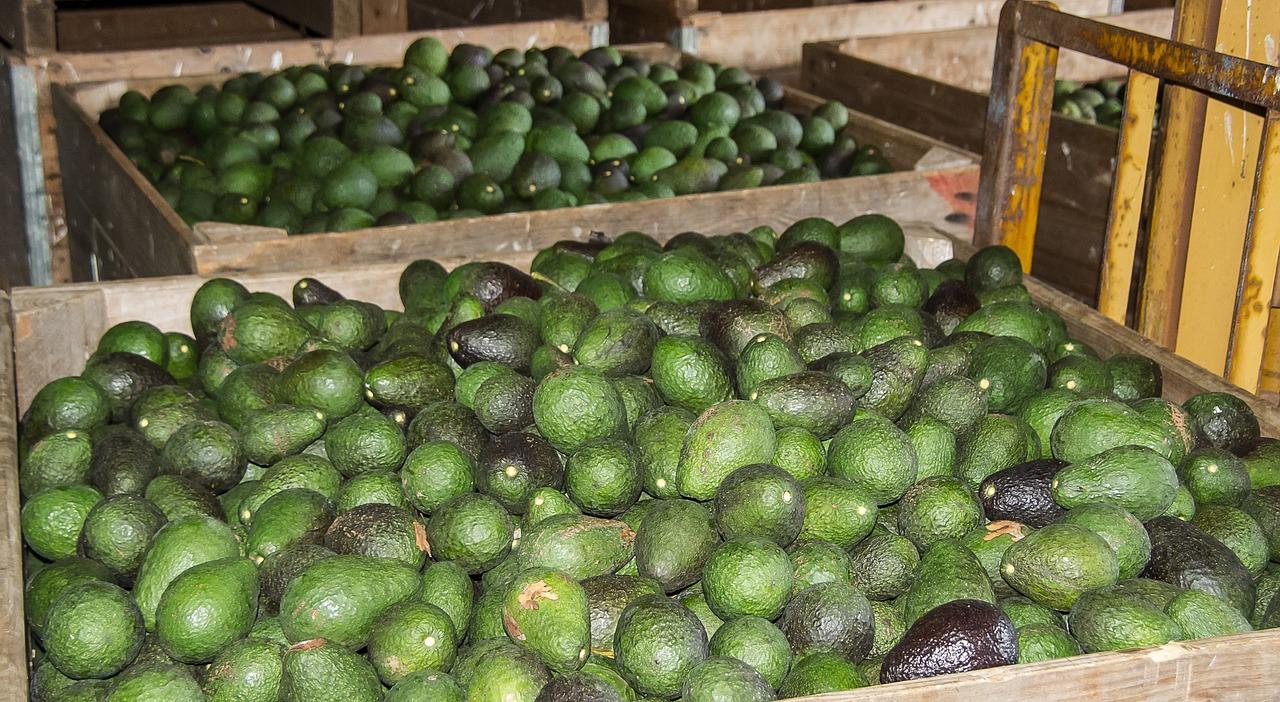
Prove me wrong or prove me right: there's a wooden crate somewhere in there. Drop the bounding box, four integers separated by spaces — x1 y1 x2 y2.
799 8 1175 302
409 0 607 33
0 18 606 288
609 0 1119 79
6 228 1280 699
0 0 411 54
51 44 980 281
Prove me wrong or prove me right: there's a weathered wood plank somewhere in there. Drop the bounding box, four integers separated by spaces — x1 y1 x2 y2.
360 0 409 34
0 53 31 289
53 85 201 281
53 2 303 52
408 0 604 28
0 0 55 54
0 292 27 701
249 0 361 37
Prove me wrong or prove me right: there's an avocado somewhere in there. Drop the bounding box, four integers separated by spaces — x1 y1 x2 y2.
427 493 514 574
635 498 719 592
41 580 145 680
155 557 258 663
650 335 733 414
257 544 336 616
1001 523 1119 610
613 595 708 699
1052 445 1179 520
280 638 383 702
896 476 983 550
1067 588 1182 652
533 367 627 453
979 458 1067 527
448 313 539 373
749 371 855 439
1183 391 1260 455
279 554 421 647
827 412 917 505
902 539 996 625
1142 515 1255 615
323 502 428 568
201 637 285 701
677 400 777 501
702 536 794 620
76 495 165 584
476 431 564 513
572 308 658 377
516 513 634 578
778 652 866 697
779 581 874 660
133 515 241 630
881 599 1017 683
245 487 334 562
564 439 642 517
366 601 457 685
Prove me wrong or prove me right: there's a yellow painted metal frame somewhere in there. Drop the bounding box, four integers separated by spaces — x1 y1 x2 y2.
975 0 1280 391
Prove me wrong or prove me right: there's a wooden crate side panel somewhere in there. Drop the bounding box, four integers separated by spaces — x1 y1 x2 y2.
801 44 1114 301
686 0 1115 72
0 0 55 54
27 20 600 85
0 291 27 700
11 227 953 407
249 0 362 37
408 0 604 28
186 166 977 276
0 56 30 289
361 0 410 34
53 2 305 52
841 8 1175 91
53 86 200 281
800 631 1280 701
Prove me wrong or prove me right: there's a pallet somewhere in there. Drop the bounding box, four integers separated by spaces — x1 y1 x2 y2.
609 0 1119 79
51 43 979 280
0 18 605 288
799 8 1175 302
6 227 1280 699
408 0 606 31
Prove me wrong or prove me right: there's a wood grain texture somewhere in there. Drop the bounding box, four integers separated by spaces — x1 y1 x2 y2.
57 63 976 279
53 2 303 52
249 0 361 37
53 85 201 281
0 54 31 289
0 0 55 53
360 0 409 34
687 0 1114 72
1097 70 1158 323
0 291 27 701
408 0 601 29
836 8 1173 92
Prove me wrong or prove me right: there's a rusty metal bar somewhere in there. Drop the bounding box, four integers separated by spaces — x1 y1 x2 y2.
1227 112 1280 391
1098 69 1159 324
973 0 1058 270
1014 1 1278 110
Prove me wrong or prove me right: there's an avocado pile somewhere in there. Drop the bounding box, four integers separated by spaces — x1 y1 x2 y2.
1052 78 1131 128
99 39 880 235
20 214 1280 701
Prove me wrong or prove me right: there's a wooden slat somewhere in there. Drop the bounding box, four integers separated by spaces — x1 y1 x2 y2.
408 0 604 28
0 291 26 701
974 1 1059 270
53 2 303 52
836 8 1174 92
1227 113 1280 391
683 0 1113 73
1097 69 1159 323
1174 0 1277 379
1134 0 1215 348
360 0 409 34
0 54 31 289
250 0 361 37
24 20 601 84
0 0 56 53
